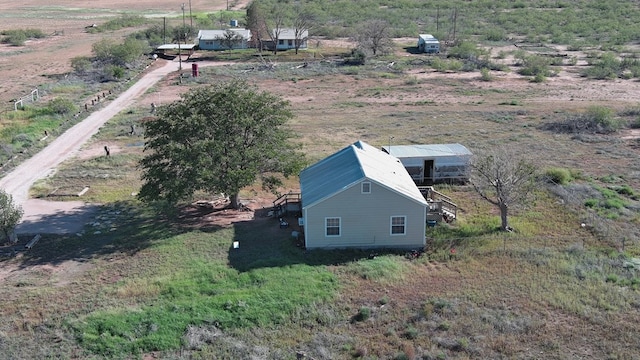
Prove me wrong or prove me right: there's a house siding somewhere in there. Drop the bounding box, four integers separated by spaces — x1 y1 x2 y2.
199 39 249 50
197 29 251 51
399 155 469 183
304 180 426 249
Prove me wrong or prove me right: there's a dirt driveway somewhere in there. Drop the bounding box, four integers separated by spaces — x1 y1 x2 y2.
1 59 181 234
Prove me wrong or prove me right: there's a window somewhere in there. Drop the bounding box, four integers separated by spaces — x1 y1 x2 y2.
325 217 341 237
361 182 371 194
391 216 406 235
288 40 293 46
278 39 284 45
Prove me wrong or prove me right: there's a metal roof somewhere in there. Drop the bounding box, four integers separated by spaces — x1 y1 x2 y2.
300 140 427 209
272 28 308 40
419 34 439 43
383 143 472 159
197 29 251 40
156 44 197 50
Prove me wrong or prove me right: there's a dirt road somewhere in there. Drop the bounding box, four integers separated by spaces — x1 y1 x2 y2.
0 59 180 234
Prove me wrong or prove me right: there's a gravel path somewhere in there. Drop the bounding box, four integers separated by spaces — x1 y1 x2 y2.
0 59 180 234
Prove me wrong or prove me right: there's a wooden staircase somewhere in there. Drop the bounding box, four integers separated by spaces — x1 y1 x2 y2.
418 186 457 223
272 192 301 217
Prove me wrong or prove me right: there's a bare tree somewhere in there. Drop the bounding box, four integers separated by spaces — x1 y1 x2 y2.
266 7 286 55
352 19 394 57
293 10 313 54
216 30 245 51
470 147 538 232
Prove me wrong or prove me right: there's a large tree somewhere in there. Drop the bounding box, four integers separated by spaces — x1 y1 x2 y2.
246 1 268 51
352 19 394 57
138 81 304 209
0 190 23 243
470 147 538 231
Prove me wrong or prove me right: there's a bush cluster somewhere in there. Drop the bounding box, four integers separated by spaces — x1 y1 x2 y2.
1 28 46 46
85 15 146 33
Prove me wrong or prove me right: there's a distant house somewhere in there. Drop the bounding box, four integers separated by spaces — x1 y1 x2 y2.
382 143 472 185
263 28 308 51
154 43 197 58
197 29 251 50
417 34 440 53
299 141 427 250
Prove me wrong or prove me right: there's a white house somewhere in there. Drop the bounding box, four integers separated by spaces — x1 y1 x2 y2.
299 141 427 250
263 28 308 51
197 29 251 50
417 34 440 53
382 143 472 185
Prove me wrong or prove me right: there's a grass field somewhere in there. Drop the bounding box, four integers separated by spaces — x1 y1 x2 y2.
1 0 640 359
2 52 640 358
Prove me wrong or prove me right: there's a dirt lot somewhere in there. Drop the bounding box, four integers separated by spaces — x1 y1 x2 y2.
0 0 247 105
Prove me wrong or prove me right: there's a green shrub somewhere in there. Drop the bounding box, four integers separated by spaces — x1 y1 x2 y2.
47 97 77 115
485 28 506 41
480 68 493 81
615 185 635 196
584 199 598 208
1 28 45 46
12 134 33 148
518 55 552 77
345 48 366 65
603 198 625 209
583 52 620 79
86 14 146 33
71 56 92 74
354 307 371 322
404 326 419 339
448 41 485 60
586 106 622 132
545 167 573 185
532 73 546 83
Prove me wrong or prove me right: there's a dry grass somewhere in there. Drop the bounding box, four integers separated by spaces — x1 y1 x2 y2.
2 32 640 359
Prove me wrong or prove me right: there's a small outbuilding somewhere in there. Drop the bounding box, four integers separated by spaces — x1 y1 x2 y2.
299 141 427 250
154 43 197 58
417 34 440 53
382 143 472 185
197 29 251 50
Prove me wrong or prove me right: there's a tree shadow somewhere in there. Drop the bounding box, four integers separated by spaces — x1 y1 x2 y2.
1 202 183 270
227 213 396 272
16 203 101 236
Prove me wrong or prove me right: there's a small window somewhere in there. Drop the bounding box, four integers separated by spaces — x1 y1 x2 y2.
391 216 406 235
278 39 284 45
326 217 341 237
288 39 293 46
361 182 371 194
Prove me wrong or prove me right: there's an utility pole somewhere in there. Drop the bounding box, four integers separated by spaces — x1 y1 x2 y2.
163 17 166 44
181 3 186 30
189 0 192 30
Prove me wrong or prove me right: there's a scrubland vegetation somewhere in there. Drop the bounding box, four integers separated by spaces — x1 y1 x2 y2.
1 0 640 359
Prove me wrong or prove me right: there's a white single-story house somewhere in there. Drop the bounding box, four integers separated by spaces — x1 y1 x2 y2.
382 143 472 185
417 34 440 53
263 28 308 51
299 141 428 250
197 29 251 50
